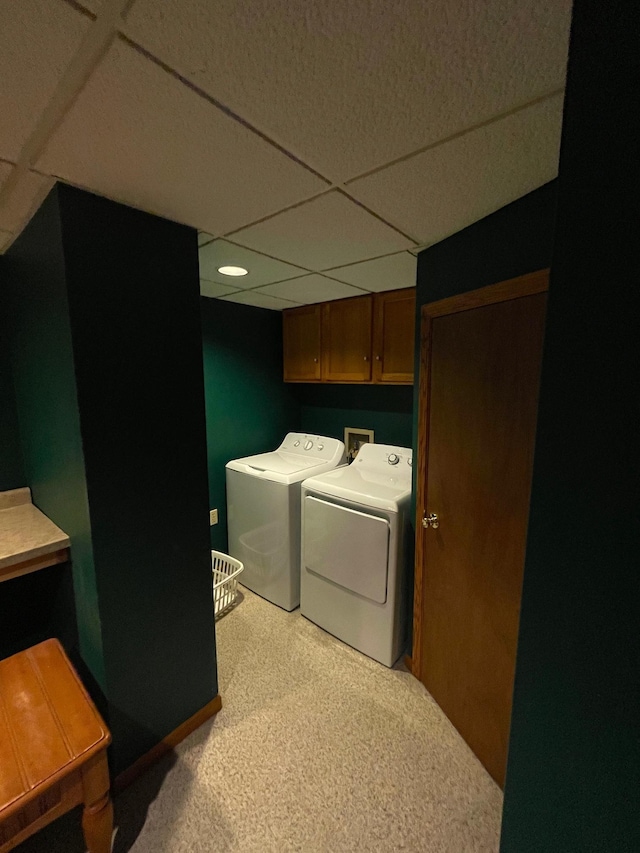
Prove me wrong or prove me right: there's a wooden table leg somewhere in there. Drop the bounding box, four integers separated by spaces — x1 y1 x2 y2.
81 752 113 853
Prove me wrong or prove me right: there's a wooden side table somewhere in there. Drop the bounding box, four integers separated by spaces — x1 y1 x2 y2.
0 639 112 853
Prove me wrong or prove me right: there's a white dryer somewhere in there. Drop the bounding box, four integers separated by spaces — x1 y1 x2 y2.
300 443 413 667
226 433 345 611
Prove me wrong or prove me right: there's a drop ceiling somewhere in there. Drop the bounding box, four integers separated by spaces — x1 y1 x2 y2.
0 0 573 310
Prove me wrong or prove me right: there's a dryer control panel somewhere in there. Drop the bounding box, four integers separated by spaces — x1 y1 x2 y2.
354 442 413 484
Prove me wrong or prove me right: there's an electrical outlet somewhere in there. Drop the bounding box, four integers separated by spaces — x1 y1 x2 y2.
209 509 218 526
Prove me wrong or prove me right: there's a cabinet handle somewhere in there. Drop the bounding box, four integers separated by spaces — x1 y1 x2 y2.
364 355 369 361
313 358 318 363
375 355 381 361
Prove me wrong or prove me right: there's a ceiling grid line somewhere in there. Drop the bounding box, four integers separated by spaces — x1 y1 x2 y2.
0 0 132 225
118 33 333 188
343 86 566 186
220 186 337 240
2 1 572 309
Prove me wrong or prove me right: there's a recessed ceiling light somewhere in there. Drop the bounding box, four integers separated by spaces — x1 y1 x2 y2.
217 265 248 277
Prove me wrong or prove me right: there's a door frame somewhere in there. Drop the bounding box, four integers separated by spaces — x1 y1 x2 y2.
409 268 550 680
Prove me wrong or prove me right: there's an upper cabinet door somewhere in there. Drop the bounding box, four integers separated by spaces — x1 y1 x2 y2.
322 295 373 382
372 288 416 384
282 305 322 381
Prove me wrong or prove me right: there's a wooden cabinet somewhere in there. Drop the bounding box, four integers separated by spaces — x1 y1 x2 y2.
282 287 415 384
372 288 416 383
282 304 322 381
322 295 373 382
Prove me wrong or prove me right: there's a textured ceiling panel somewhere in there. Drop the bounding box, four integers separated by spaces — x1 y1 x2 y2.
199 239 307 287
0 230 13 252
200 280 241 299
348 95 564 246
0 169 54 234
37 39 326 235
219 291 299 311
260 274 365 304
230 192 415 270
327 252 417 292
125 0 572 182
0 1 91 161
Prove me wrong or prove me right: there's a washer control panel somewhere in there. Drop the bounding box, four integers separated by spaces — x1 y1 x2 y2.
277 433 346 463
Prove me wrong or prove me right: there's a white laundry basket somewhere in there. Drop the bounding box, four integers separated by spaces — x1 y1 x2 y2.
212 550 244 618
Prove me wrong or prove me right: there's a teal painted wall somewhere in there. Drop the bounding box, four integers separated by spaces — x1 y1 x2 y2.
295 384 413 449
501 1 640 849
5 184 217 775
58 185 217 774
201 297 300 553
6 188 105 688
412 181 558 495
0 260 26 491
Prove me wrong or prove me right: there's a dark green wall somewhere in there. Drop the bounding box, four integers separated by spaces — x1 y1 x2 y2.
0 258 26 491
6 189 105 687
295 383 413 449
412 181 558 476
5 184 217 774
201 297 300 552
501 1 640 849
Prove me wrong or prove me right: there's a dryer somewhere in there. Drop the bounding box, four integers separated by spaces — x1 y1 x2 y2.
300 443 413 666
226 433 345 611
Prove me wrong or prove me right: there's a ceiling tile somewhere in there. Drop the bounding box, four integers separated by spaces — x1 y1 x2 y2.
348 95 564 246
260 274 365 304
230 192 415 270
0 1 91 161
198 232 214 247
0 230 13 253
327 252 417 292
124 0 572 181
36 39 327 235
200 280 242 299
199 239 307 288
219 291 299 312
0 169 54 233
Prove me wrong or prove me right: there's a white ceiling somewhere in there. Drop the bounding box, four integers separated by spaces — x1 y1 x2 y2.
0 0 573 310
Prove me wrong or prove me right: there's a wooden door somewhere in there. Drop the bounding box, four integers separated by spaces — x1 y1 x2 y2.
412 270 548 787
282 305 321 381
322 295 372 382
372 288 415 384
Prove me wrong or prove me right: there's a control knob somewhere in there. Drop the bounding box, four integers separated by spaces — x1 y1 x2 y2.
304 440 314 450
388 453 400 465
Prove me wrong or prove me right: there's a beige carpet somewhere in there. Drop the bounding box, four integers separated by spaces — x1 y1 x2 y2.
17 586 502 852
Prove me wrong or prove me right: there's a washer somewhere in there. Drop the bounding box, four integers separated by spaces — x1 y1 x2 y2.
300 443 413 666
226 433 345 611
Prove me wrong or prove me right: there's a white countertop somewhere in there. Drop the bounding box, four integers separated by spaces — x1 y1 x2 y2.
0 488 70 579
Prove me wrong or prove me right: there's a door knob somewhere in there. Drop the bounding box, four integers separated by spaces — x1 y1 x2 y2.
422 513 439 529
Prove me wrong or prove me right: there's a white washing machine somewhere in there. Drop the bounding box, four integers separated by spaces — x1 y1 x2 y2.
300 443 413 667
226 433 345 611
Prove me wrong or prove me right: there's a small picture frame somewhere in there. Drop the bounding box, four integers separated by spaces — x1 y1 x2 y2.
344 427 375 463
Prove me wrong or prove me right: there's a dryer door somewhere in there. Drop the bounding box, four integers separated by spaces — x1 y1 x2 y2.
303 496 390 603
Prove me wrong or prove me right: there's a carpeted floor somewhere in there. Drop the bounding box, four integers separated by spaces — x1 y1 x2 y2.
17 586 502 852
